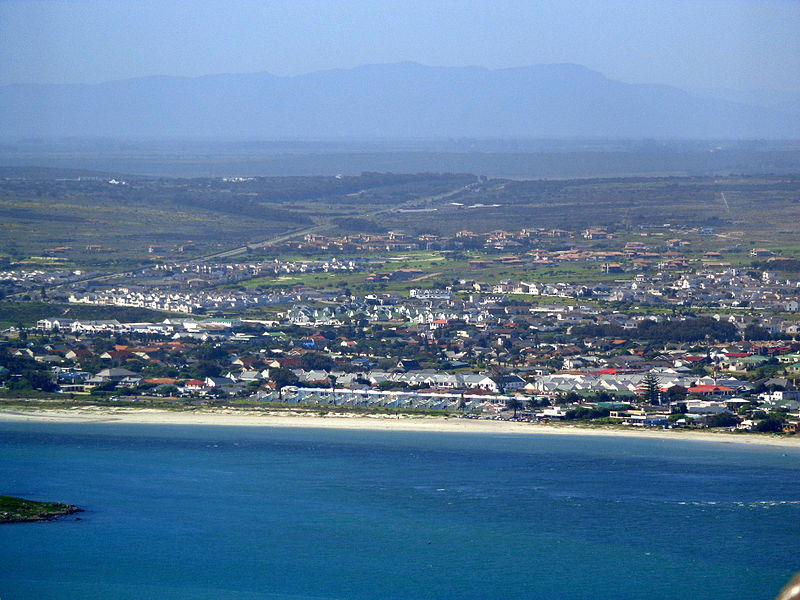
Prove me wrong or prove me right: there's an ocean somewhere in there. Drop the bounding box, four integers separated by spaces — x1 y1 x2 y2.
1 421 798 599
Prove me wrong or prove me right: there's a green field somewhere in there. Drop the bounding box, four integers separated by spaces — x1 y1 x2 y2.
2 169 799 273
0 171 475 267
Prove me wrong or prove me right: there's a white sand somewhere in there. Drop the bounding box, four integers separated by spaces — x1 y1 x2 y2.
1 406 799 448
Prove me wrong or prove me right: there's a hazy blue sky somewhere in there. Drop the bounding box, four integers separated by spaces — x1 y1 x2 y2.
1 0 798 92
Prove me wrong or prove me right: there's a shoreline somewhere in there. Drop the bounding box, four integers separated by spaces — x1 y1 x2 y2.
2 406 800 448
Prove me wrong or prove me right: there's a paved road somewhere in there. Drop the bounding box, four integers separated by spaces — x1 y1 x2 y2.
25 180 477 296
199 180 477 261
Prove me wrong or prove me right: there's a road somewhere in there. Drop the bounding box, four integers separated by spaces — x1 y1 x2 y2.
199 180 477 261
25 180 477 296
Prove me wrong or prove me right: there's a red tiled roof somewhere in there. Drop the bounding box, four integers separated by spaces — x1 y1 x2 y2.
688 385 733 392
184 379 207 388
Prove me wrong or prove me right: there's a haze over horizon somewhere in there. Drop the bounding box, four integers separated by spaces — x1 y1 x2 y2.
4 61 799 140
2 0 800 145
1 0 799 96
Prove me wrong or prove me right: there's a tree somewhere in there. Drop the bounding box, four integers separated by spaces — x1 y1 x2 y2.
737 403 757 416
134 381 156 394
195 345 227 361
554 391 581 405
744 324 772 341
328 374 337 404
194 360 222 379
565 406 610 421
300 352 335 371
90 381 117 395
590 390 613 403
707 412 740 428
270 368 299 401
640 372 661 405
505 397 523 418
488 364 509 394
667 387 687 403
565 406 593 420
526 396 543 412
755 414 786 433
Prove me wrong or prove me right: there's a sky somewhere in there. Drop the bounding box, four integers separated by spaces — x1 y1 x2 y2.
1 0 799 93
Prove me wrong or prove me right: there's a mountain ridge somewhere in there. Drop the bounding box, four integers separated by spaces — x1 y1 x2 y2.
1 62 797 139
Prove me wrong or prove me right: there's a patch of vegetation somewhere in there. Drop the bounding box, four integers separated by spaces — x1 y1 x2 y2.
4 171 800 272
0 494 81 523
571 317 738 343
0 171 474 266
386 175 800 241
752 259 800 273
0 301 176 328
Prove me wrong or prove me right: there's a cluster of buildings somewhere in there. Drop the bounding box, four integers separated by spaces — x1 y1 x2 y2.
60 258 365 313
47 262 800 334
269 225 708 263
143 258 362 287
2 290 794 432
280 227 627 254
475 267 800 311
0 268 95 296
67 288 279 314
4 214 800 434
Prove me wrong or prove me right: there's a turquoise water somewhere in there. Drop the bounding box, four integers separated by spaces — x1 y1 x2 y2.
1 422 799 599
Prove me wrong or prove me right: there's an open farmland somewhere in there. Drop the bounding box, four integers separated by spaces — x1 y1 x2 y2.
1 169 799 270
0 170 475 267
385 176 800 242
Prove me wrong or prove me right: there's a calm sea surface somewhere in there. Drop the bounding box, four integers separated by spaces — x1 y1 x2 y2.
1 422 799 600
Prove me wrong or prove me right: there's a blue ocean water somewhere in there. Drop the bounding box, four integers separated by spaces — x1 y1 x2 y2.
1 422 799 600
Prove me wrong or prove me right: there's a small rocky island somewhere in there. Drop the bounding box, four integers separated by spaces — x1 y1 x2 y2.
0 494 81 523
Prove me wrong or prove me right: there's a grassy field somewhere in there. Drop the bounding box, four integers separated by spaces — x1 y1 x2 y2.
2 170 799 277
227 248 643 295
0 171 474 267
384 176 800 243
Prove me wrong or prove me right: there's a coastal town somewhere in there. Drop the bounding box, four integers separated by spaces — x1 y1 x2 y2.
2 170 799 436
5 6 800 599
3 217 799 436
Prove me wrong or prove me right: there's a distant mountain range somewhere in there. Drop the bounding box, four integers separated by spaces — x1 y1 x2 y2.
1 62 798 139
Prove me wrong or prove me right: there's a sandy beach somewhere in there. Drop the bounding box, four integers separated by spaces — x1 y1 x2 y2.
1 406 799 448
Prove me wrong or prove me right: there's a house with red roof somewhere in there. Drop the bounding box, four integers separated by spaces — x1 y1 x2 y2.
687 384 735 397
183 379 209 392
